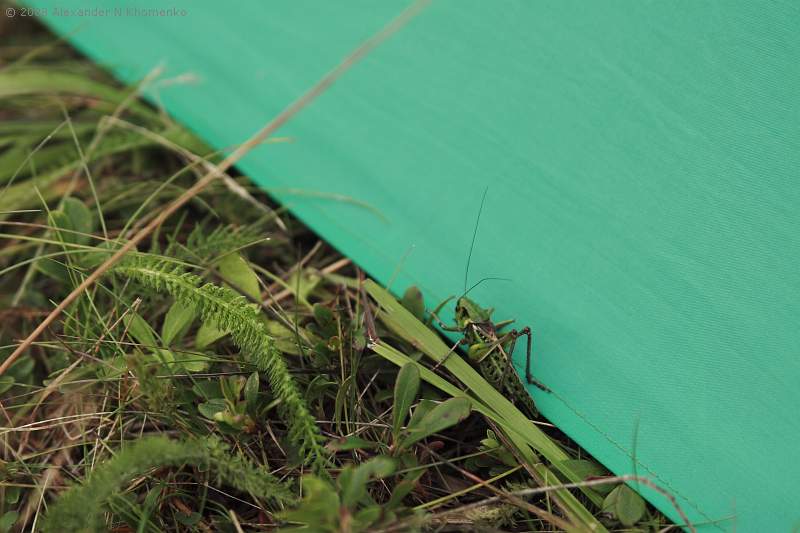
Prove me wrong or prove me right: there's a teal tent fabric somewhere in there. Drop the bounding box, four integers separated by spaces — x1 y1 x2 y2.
22 2 800 530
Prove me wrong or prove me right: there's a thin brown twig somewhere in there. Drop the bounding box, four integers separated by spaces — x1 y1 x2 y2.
412 474 696 533
262 256 352 308
425 447 574 531
0 0 429 377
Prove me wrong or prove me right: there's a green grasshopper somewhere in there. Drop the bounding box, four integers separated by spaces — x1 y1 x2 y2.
432 189 550 416
432 294 549 417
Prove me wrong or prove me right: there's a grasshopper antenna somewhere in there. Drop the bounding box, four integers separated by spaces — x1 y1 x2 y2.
464 186 489 295
463 276 511 298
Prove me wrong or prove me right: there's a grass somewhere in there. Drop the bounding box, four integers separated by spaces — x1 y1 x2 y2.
0 9 681 532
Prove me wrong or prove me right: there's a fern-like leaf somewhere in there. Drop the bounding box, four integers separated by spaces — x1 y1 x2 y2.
44 436 293 533
110 257 326 464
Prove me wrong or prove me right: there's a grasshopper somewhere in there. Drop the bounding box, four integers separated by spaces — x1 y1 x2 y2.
432 294 550 417
432 189 550 416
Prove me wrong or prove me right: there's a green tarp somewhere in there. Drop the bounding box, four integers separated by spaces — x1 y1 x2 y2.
22 2 800 530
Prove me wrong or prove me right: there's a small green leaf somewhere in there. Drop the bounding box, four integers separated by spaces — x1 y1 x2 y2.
4 486 20 505
386 469 424 510
285 270 320 306
603 484 646 526
7 357 34 382
0 376 15 395
61 197 93 244
341 456 396 508
333 375 354 429
79 240 119 269
139 485 163 532
0 510 18 532
352 505 382 530
327 435 380 452
161 300 196 346
221 376 245 404
198 399 226 420
400 286 425 320
392 363 420 439
175 511 201 526
216 253 260 300
152 348 176 366
176 351 209 373
47 197 93 246
192 380 222 400
244 372 259 409
279 476 340 528
399 397 471 449
48 210 72 244
313 303 335 328
559 459 613 495
36 257 70 283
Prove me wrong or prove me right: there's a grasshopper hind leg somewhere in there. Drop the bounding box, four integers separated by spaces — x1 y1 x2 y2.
516 327 551 393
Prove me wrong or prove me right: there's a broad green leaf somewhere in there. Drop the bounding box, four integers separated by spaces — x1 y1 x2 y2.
279 476 340 528
399 397 471 449
216 253 260 300
124 312 158 349
192 380 222 400
175 351 209 373
48 211 73 244
36 257 70 283
265 320 304 356
400 286 425 320
0 510 18 532
392 363 420 439
195 320 228 349
603 484 646 527
198 398 226 420
341 456 396 508
61 197 93 245
406 399 436 431
161 300 196 346
285 270 321 307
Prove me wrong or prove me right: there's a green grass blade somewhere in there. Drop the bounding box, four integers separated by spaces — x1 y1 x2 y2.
0 68 156 119
370 341 605 532
365 281 606 508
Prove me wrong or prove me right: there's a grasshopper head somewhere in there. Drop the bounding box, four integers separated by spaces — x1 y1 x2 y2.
455 296 493 327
